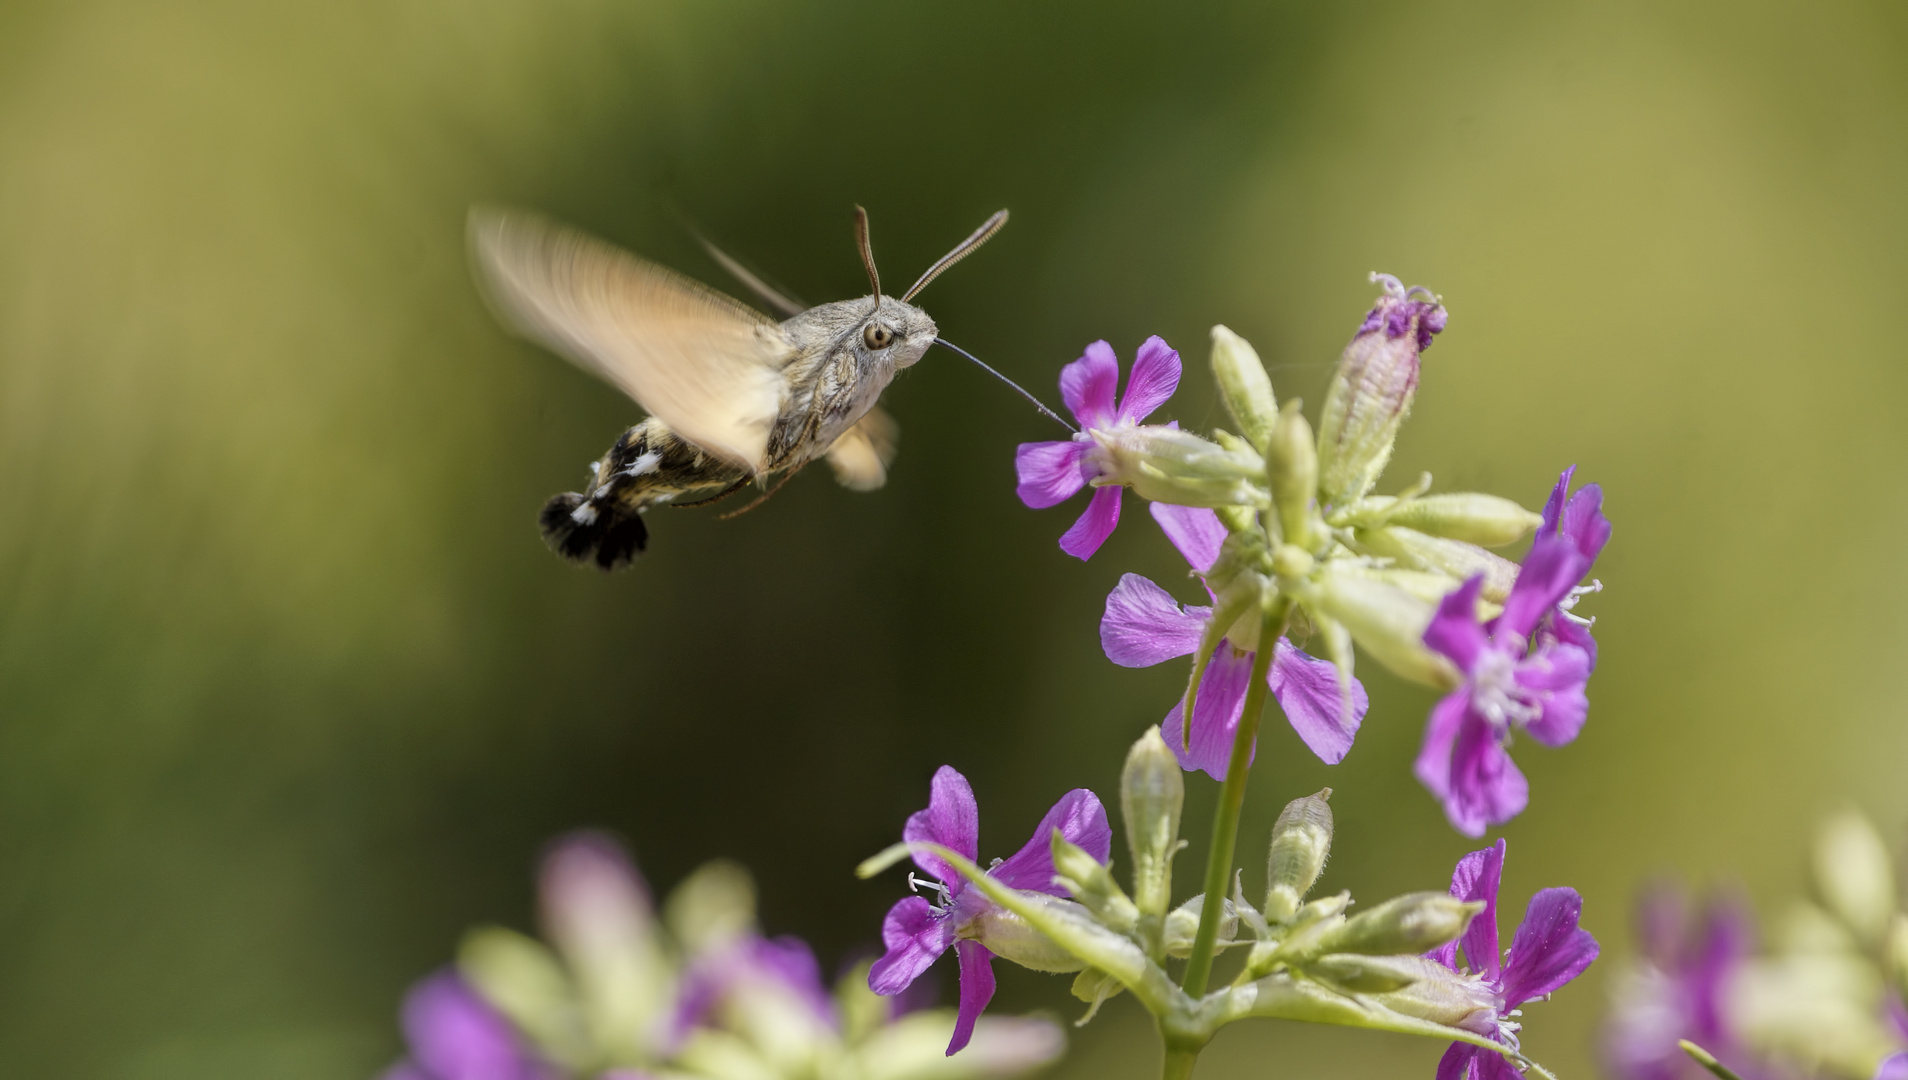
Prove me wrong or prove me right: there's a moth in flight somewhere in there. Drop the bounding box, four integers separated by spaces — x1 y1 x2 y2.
469 205 1024 569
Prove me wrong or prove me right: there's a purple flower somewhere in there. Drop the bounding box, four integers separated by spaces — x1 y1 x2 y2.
1416 489 1604 834
1534 465 1611 669
1101 503 1368 776
382 971 555 1080
666 934 838 1050
1879 1054 1908 1080
1429 839 1599 1080
869 766 1111 1055
1015 337 1181 560
1603 885 1752 1080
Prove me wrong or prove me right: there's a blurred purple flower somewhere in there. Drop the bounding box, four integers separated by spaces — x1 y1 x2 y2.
1015 336 1181 560
1416 510 1600 834
1101 503 1367 777
1429 839 1599 1080
1534 466 1611 669
869 766 1111 1055
1879 1054 1908 1080
1603 884 1753 1080
382 971 554 1080
666 934 837 1050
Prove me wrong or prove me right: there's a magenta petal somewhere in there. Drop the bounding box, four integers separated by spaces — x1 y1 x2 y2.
1499 887 1599 1006
1267 639 1365 765
1150 503 1227 574
1435 1044 1479 1080
1448 840 1506 980
1539 466 1576 535
1102 574 1206 667
1516 645 1590 747
993 788 1112 893
1876 1054 1908 1080
1059 341 1120 428
904 766 980 883
1563 483 1611 563
1542 613 1599 672
1423 576 1488 671
1014 441 1090 509
1160 643 1255 780
1118 335 1182 423
1499 535 1588 639
401 972 539 1080
870 896 953 996
1446 715 1529 836
1414 692 1470 801
1058 486 1122 560
1475 1052 1523 1080
948 941 997 1055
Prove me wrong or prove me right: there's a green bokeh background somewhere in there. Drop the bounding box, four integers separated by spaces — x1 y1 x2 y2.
2 0 1906 1076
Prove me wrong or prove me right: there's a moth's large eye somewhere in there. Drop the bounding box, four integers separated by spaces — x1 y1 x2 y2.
863 322 894 349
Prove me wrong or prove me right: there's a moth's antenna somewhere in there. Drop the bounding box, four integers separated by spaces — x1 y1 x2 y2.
933 338 1077 433
853 205 881 304
903 210 1009 302
695 232 806 317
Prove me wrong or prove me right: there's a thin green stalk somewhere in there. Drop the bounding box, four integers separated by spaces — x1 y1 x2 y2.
1179 603 1286 997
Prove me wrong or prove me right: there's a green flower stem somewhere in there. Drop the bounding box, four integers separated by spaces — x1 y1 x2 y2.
1679 1041 1745 1080
1160 1047 1199 1080
1180 600 1288 998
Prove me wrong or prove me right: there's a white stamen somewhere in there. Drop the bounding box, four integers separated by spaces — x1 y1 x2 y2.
569 502 599 526
907 872 955 913
623 451 662 478
1558 579 1602 625
1471 648 1542 732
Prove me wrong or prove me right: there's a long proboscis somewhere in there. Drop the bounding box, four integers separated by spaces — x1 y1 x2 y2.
933 338 1077 433
903 210 1009 302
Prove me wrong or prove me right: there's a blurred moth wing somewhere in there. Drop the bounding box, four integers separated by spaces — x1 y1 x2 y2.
825 407 899 492
469 207 793 474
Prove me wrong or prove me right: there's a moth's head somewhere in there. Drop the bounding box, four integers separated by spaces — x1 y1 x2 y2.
835 205 1008 371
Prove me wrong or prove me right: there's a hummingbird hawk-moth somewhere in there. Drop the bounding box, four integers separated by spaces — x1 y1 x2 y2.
468 205 1019 570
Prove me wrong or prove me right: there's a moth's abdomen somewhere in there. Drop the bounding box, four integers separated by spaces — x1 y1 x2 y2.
540 419 749 570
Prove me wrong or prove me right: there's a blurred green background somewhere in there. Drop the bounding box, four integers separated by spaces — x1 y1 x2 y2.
2 0 1906 1076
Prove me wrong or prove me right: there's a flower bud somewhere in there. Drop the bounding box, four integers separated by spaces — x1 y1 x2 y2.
1380 493 1544 547
1052 830 1139 933
1317 891 1482 956
1814 810 1897 945
1372 962 1498 1035
1266 400 1319 549
1069 967 1126 1023
1300 953 1429 994
458 926 587 1066
1210 325 1278 452
663 858 757 954
1121 728 1185 919
1265 790 1334 923
1353 527 1518 603
1300 565 1456 689
539 832 671 1059
1315 274 1446 508
1089 425 1267 509
971 898 1094 973
1163 894 1238 958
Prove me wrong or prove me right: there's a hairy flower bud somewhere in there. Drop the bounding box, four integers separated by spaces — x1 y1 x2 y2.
1267 400 1319 549
1053 830 1140 933
1089 425 1268 509
1301 953 1429 994
1379 493 1544 547
1353 526 1518 603
1315 274 1447 508
1301 565 1456 689
1814 810 1897 945
970 898 1094 974
1121 728 1185 919
1372 961 1499 1034
1210 325 1278 452
1317 891 1482 956
1265 790 1334 923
